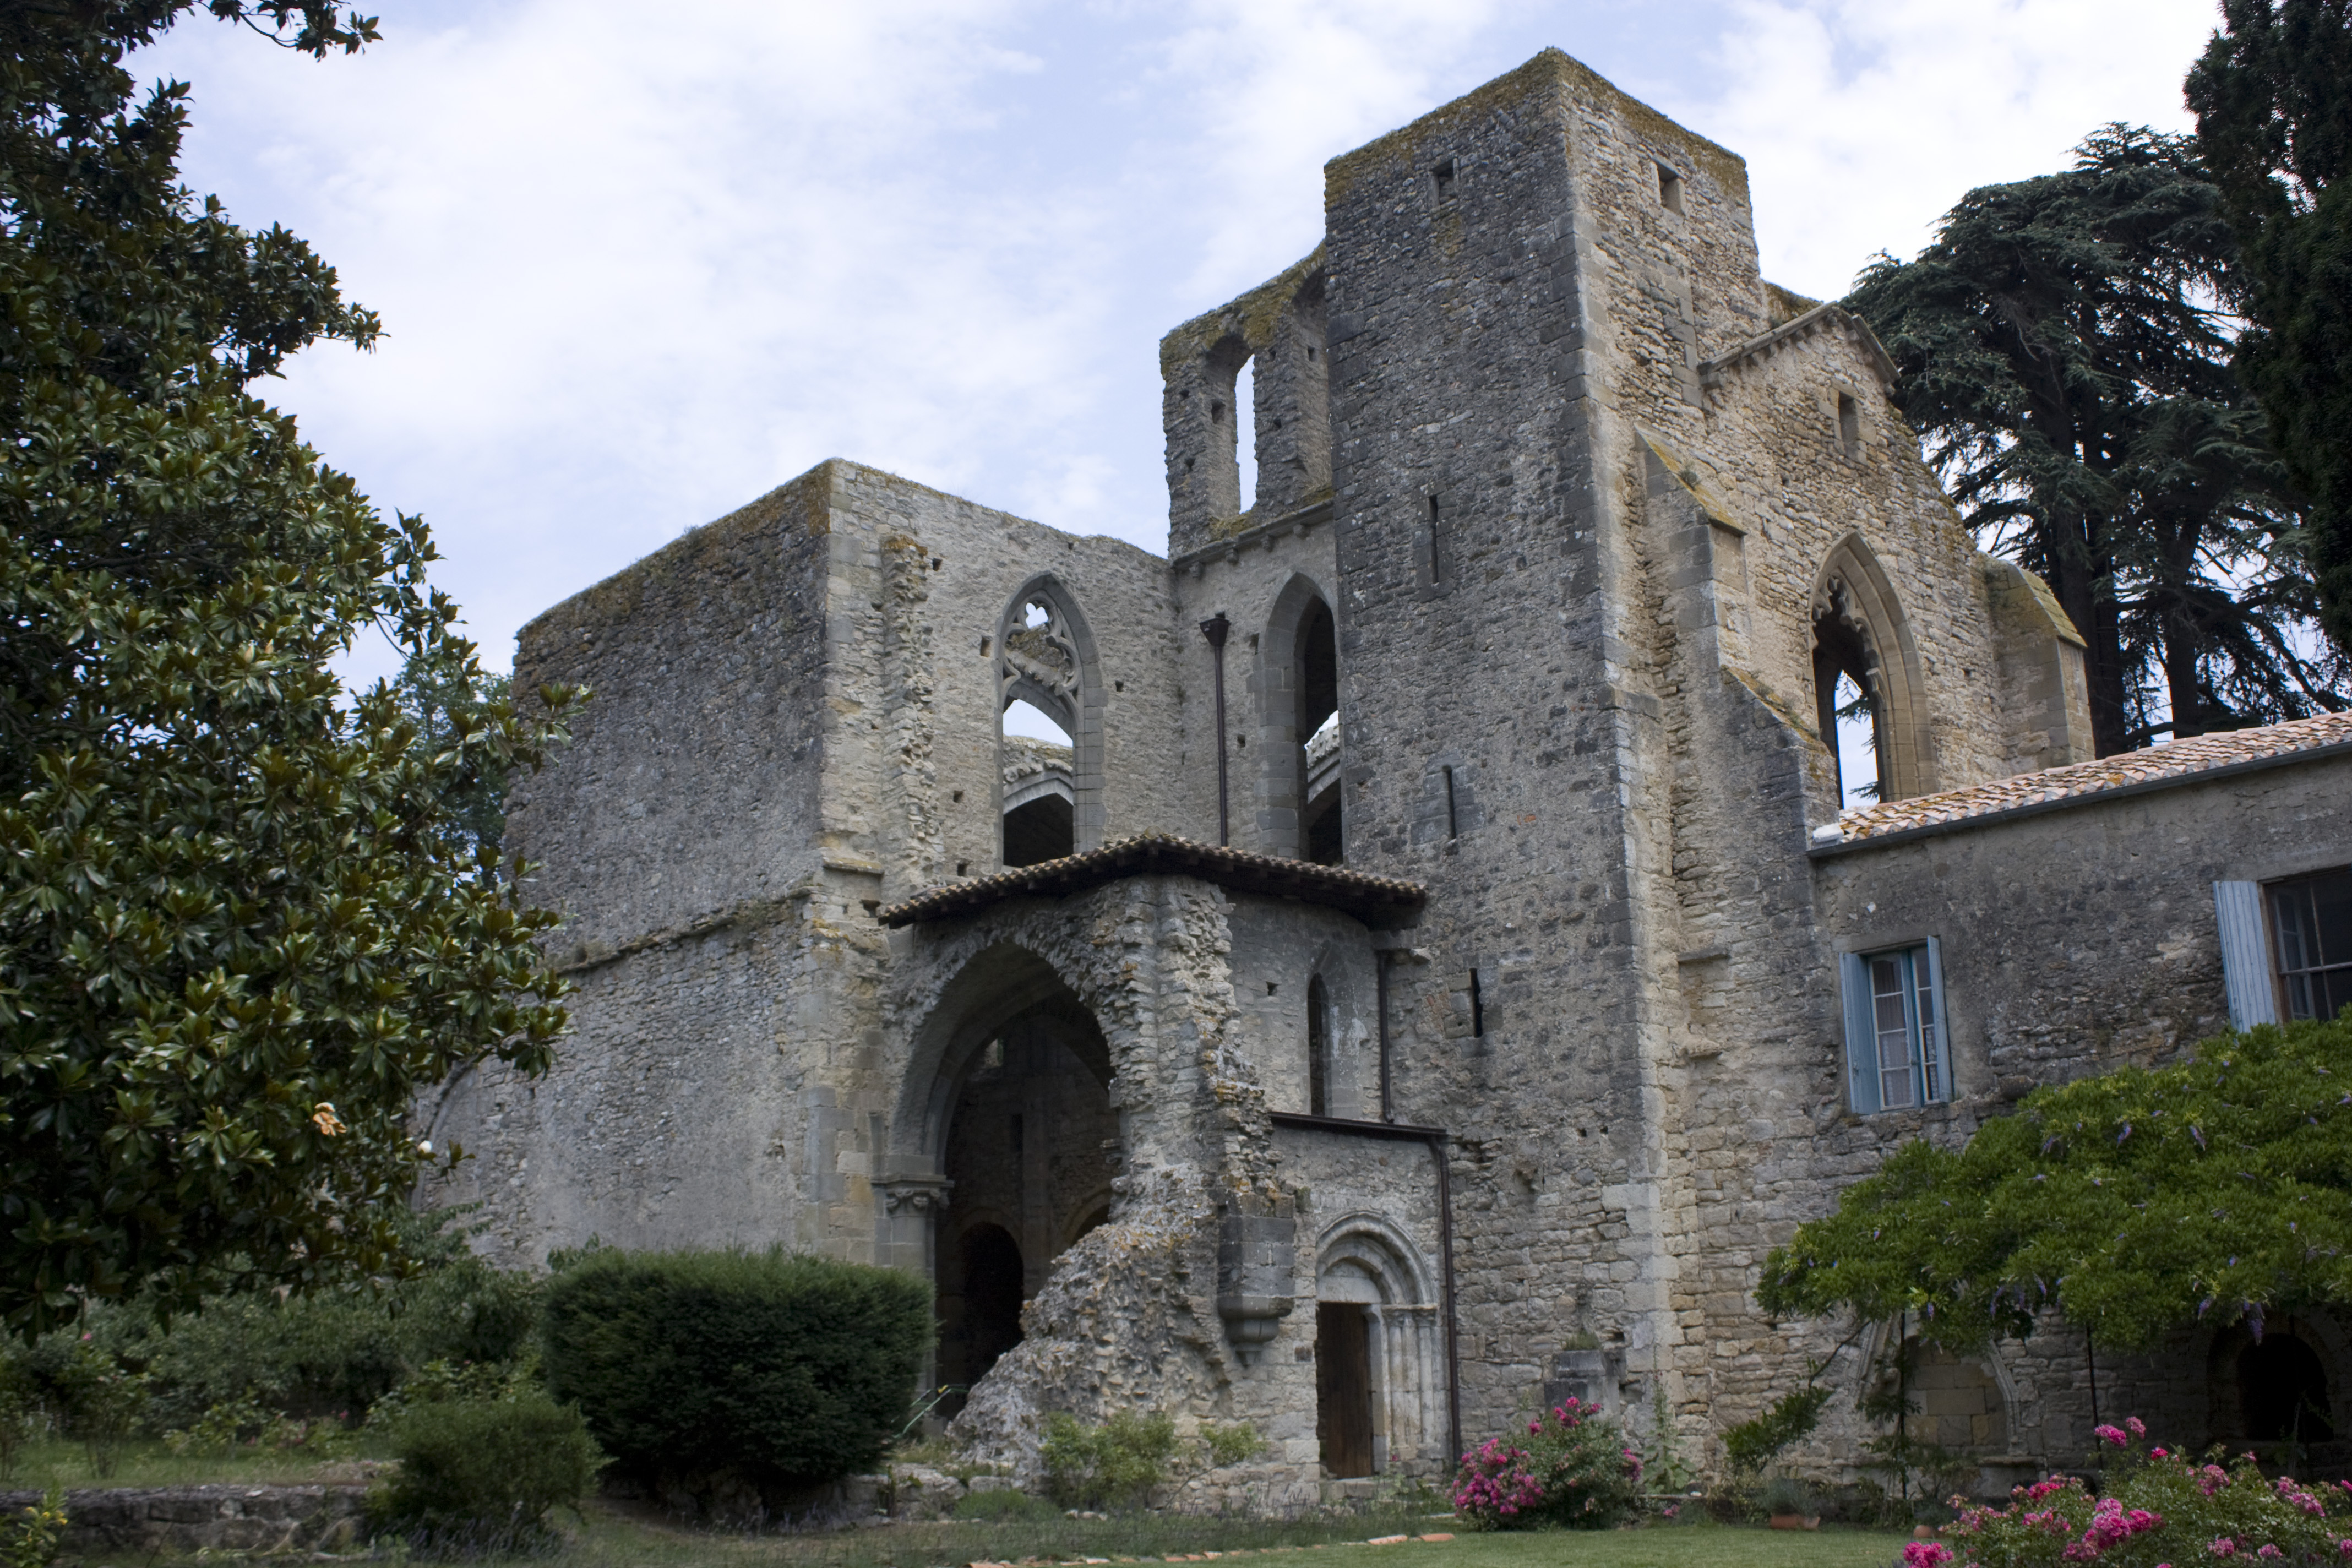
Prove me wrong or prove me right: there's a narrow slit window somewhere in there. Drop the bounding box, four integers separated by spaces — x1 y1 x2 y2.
1469 968 1484 1038
1658 164 1684 215
1308 974 1331 1117
1443 765 1459 839
1837 393 1861 459
1433 158 1457 203
1427 494 1444 585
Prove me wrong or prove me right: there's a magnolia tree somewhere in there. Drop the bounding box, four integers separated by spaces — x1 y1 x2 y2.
0 3 581 1336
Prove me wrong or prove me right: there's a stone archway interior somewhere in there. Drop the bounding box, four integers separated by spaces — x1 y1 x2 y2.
2242 1332 2336 1442
935 1003 1117 1401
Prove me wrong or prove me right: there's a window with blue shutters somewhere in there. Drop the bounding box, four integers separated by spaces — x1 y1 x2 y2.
1840 939 1951 1114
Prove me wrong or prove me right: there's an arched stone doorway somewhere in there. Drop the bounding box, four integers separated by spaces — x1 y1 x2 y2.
1314 1214 1442 1479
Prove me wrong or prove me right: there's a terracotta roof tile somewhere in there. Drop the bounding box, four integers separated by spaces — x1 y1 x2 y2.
877 831 1428 928
1828 711 2352 844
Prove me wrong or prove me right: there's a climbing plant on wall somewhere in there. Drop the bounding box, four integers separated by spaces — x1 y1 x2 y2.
2187 0 2352 666
1845 127 2344 757
0 3 582 1338
1755 1014 2352 1352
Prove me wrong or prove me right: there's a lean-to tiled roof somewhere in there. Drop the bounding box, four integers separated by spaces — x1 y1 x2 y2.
1827 711 2352 845
876 831 1427 929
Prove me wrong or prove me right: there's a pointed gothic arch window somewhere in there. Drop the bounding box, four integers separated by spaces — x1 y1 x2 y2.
997 579 1104 864
1811 536 1936 805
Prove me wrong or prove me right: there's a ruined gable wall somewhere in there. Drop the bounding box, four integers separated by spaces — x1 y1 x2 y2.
812 462 1189 906
1692 336 2022 797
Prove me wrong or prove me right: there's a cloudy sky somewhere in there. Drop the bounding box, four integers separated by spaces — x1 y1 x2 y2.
140 0 2221 681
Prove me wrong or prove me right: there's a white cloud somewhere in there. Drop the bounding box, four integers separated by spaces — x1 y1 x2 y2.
135 0 2226 679
1687 0 2217 298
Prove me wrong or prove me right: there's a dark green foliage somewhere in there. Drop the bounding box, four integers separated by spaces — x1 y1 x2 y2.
2188 0 2352 659
1845 127 2342 754
539 1248 932 1494
0 1 584 1338
388 657 514 870
1038 1411 1177 1512
375 1392 602 1547
4 1207 537 1436
1758 1013 2352 1351
126 1208 538 1424
1720 1383 1832 1476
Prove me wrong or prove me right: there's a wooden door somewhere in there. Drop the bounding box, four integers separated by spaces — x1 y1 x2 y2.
1316 1302 1375 1477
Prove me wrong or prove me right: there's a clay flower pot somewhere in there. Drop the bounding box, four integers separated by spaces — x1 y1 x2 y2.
1768 1513 1821 1531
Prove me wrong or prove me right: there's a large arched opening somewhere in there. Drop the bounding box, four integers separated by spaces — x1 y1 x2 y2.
895 944 1118 1414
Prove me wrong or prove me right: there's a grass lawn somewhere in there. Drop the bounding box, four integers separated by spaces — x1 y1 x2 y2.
529 1504 1918 1568
1 1436 389 1491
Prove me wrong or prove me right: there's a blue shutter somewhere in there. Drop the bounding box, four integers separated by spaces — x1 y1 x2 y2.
2213 881 2280 1030
1922 937 1953 1104
1841 951 1881 1114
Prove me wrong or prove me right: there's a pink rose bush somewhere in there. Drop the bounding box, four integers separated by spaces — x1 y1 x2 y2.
1451 1397 1643 1531
1937 1419 2352 1565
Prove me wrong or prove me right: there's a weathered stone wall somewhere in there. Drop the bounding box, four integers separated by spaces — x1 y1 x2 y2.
1 1485 368 1558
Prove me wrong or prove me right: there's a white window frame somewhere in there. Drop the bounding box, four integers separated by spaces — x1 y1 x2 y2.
1841 939 1951 1115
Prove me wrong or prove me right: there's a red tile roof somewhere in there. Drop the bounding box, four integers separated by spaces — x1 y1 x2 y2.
1828 711 2352 844
876 831 1428 928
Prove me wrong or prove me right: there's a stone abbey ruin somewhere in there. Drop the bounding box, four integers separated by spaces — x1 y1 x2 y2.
432 50 2352 1504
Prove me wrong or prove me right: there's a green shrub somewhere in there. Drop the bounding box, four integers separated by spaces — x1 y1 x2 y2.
1200 1422 1266 1468
0 1357 33 1482
52 1337 147 1477
1039 1411 1177 1511
375 1392 602 1547
951 1488 1060 1522
539 1247 930 1496
134 1208 539 1427
1452 1397 1643 1531
1722 1384 1831 1475
1 1489 65 1568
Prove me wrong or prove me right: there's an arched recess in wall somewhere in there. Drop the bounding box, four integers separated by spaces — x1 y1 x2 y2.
996 576 1106 864
1810 534 1936 803
1256 573 1342 863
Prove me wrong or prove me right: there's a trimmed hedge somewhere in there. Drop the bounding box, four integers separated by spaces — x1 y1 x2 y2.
378 1391 603 1545
540 1248 932 1491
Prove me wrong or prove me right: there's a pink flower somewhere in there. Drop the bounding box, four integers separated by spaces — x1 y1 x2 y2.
2211 1539 2238 1557
2155 1447 2171 1457
2095 1423 2129 1446
2127 1417 2147 1438
1902 1544 1954 1568
2258 1548 2283 1560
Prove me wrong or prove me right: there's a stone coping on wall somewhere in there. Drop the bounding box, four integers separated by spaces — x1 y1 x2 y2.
1815 711 2352 852
876 831 1427 928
